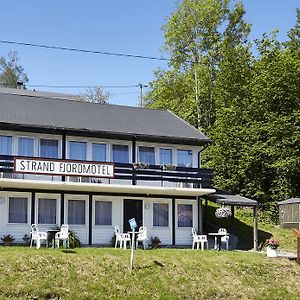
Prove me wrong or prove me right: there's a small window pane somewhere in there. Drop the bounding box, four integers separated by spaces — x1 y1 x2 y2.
139 146 155 164
160 148 172 165
0 135 12 155
95 201 112 225
112 145 129 163
40 139 58 158
68 200 85 225
9 197 28 223
153 203 169 227
178 204 193 227
38 198 56 224
92 143 106 162
18 137 34 157
69 141 86 160
177 150 193 167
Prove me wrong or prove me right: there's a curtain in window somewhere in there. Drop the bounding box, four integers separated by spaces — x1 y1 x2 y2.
177 150 193 167
139 146 155 164
9 197 28 223
69 142 86 160
68 200 85 224
38 198 56 224
95 201 112 225
160 148 172 165
18 137 34 156
112 145 129 163
40 139 58 158
92 143 106 162
178 204 193 227
0 135 12 155
153 203 169 226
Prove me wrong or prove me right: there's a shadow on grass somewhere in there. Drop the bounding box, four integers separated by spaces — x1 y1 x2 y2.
204 204 272 250
62 249 77 254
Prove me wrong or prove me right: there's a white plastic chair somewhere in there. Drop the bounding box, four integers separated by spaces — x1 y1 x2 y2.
192 228 208 250
214 228 228 250
114 226 131 249
136 226 148 250
30 224 48 249
55 224 69 248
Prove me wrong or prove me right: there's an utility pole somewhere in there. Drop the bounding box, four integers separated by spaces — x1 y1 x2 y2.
137 83 148 107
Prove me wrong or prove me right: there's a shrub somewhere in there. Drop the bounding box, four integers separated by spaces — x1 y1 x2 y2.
150 236 161 249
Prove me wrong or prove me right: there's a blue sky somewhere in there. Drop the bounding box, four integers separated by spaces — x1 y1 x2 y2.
0 0 299 106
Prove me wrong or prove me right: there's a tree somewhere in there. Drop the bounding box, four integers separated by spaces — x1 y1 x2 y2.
78 87 110 104
0 51 28 88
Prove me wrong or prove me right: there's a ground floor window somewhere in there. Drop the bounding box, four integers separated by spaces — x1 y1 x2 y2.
68 200 85 225
153 203 169 226
9 197 28 223
95 201 112 225
177 204 193 227
38 198 56 224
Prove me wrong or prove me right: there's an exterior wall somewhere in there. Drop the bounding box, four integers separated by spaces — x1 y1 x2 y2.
279 204 300 229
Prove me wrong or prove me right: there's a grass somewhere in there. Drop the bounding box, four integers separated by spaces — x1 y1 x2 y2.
0 247 299 299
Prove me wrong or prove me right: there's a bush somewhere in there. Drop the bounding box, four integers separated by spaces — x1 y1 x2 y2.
150 236 161 249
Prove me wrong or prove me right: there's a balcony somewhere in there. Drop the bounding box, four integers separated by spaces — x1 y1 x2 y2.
0 155 212 189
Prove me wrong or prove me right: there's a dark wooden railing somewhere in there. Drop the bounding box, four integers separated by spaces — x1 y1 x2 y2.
0 155 212 188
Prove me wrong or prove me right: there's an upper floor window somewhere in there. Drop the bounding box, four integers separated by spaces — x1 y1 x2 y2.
138 146 155 164
40 139 58 158
69 141 86 160
0 135 12 155
177 150 193 167
160 148 173 165
92 143 106 162
18 137 34 157
112 145 129 163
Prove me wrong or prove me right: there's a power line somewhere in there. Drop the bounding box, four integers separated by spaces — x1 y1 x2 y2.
0 40 169 61
27 84 138 89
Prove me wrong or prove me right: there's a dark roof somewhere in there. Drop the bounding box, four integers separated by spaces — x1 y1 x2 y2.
278 198 300 205
203 190 258 206
0 88 210 145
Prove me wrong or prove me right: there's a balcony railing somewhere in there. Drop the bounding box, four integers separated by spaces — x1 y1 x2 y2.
0 155 212 188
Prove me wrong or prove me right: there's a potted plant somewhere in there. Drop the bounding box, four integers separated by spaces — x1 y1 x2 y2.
133 162 150 170
161 164 176 171
23 233 31 246
150 236 161 249
1 234 15 246
265 238 279 257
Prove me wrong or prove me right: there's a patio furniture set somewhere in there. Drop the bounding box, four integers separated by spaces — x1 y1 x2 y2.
114 226 148 250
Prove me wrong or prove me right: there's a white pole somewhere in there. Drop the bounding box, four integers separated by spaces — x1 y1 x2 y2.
130 227 135 271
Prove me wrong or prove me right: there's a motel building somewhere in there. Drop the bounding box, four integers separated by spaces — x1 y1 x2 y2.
0 87 216 246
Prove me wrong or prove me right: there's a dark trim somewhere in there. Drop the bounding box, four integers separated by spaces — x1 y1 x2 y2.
0 187 197 199
197 197 201 233
172 197 176 246
31 192 35 224
0 123 211 146
132 137 136 185
230 206 235 234
89 194 93 245
62 132 66 182
60 193 64 225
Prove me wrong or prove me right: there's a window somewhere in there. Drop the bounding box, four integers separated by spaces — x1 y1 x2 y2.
92 143 106 162
178 204 193 227
177 150 193 167
68 200 85 225
69 141 86 160
112 145 129 163
18 137 34 157
40 139 59 158
160 148 173 165
38 198 56 224
153 203 169 227
95 201 112 225
0 135 12 155
9 197 28 223
138 146 155 164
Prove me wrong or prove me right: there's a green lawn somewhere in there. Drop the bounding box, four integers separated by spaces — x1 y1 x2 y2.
0 247 299 299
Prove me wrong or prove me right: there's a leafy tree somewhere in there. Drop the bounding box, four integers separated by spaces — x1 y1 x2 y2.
0 51 28 88
79 87 110 104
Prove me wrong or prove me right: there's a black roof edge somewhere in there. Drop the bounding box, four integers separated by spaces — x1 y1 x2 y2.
0 122 211 146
